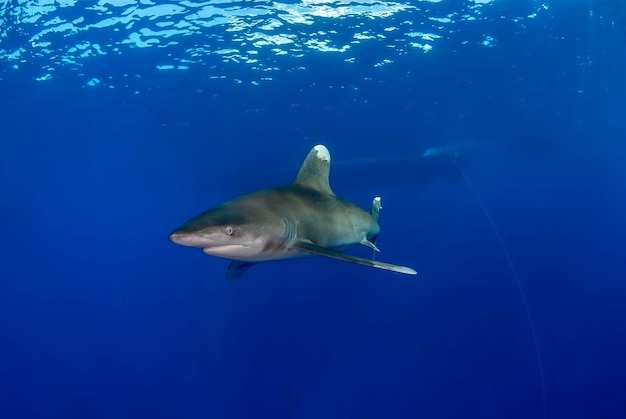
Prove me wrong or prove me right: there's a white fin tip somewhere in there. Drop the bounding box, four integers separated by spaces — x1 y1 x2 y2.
313 144 331 162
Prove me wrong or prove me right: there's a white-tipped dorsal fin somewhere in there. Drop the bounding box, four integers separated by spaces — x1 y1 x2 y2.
293 144 334 195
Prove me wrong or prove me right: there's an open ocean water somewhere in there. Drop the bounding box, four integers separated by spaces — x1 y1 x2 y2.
1 0 625 418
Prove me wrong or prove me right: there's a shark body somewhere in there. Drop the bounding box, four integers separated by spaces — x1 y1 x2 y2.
169 145 416 281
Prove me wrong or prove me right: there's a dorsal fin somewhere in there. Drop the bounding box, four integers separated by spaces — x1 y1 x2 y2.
293 144 334 195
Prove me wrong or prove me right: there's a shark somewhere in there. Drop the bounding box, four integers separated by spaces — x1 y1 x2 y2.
169 145 417 281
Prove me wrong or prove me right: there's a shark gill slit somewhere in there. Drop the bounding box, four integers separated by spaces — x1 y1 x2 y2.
450 155 547 419
283 217 297 242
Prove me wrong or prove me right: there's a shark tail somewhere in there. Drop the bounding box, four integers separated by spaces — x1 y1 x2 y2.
370 196 382 222
369 197 382 260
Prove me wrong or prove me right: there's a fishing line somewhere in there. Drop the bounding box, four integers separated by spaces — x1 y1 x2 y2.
449 154 547 419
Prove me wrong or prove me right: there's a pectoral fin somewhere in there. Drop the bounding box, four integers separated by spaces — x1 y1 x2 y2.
292 240 417 275
226 260 257 282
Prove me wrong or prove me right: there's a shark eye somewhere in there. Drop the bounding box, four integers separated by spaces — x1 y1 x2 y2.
225 226 234 235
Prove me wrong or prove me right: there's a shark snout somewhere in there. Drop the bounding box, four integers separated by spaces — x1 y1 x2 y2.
169 230 187 245
169 230 205 247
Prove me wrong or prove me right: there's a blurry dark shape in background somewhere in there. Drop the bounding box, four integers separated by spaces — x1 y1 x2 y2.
227 145 470 194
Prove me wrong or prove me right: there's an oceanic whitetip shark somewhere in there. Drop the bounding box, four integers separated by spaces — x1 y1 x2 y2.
169 145 417 281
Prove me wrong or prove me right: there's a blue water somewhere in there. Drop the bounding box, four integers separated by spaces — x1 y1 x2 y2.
1 1 626 418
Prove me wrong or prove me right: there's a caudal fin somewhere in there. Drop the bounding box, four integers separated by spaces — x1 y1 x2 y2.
369 196 382 260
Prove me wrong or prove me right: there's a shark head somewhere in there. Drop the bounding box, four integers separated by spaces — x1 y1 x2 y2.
168 203 274 260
